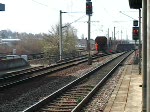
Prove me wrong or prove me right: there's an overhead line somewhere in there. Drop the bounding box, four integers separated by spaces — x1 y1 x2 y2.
62 15 86 28
32 0 48 7
119 11 136 20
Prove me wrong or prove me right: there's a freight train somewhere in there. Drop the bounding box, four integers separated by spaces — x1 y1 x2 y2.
95 36 109 53
95 36 135 53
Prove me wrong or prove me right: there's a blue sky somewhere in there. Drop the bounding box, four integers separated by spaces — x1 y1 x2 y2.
0 0 139 40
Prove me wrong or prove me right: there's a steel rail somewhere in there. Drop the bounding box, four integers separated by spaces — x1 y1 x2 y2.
72 51 132 112
0 55 88 80
22 51 132 112
0 54 103 90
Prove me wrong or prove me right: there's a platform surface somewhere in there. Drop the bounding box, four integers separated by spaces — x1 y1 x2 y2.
104 64 142 112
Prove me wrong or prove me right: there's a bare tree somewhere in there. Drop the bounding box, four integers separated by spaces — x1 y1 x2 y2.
43 24 78 58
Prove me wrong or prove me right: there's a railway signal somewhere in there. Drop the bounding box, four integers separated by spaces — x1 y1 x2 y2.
133 20 138 26
86 0 93 65
128 0 142 75
128 0 142 9
86 1 92 15
0 3 5 11
132 27 139 40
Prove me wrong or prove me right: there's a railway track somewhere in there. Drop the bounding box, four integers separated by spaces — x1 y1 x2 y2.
22 51 132 112
0 55 89 79
0 53 105 90
0 65 44 78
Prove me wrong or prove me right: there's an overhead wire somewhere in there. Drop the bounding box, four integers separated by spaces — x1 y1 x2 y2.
32 0 48 7
119 11 136 20
62 15 87 28
32 0 60 12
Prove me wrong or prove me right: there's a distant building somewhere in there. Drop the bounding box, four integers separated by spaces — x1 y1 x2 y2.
76 38 95 50
0 38 20 46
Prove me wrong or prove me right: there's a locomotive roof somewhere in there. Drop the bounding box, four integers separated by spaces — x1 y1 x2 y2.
96 36 107 38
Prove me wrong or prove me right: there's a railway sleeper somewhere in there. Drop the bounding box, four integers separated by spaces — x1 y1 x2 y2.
59 96 83 99
65 90 89 94
41 105 76 111
57 97 79 100
41 108 72 112
49 103 77 106
45 105 75 109
50 100 77 104
70 87 93 91
63 92 87 96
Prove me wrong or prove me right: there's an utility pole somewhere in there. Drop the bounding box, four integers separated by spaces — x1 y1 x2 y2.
121 30 122 44
142 0 147 111
111 31 113 48
126 30 128 42
86 0 92 65
59 10 63 60
139 8 141 74
147 0 150 111
113 27 116 51
59 10 67 60
108 28 110 49
114 27 116 41
87 15 92 65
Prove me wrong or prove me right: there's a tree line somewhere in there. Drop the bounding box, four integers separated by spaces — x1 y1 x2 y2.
0 24 79 58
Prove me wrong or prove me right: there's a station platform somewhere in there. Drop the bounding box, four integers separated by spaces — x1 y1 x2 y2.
104 64 142 112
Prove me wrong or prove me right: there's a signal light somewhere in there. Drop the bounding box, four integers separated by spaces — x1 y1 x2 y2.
128 0 142 9
0 3 5 11
133 20 138 26
133 29 138 35
132 27 139 40
86 1 92 15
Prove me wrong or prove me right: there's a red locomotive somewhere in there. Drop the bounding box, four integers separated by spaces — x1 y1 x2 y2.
95 36 108 53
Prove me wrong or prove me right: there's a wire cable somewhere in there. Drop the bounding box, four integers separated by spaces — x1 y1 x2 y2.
119 11 136 20
32 0 48 7
62 15 86 28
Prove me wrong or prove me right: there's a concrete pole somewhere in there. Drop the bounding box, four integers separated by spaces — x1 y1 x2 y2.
114 27 116 51
114 27 116 41
111 31 113 48
118 31 119 41
147 0 150 111
135 40 136 57
59 10 63 60
108 28 109 49
139 8 141 74
108 28 109 38
87 15 92 65
121 30 122 44
142 0 147 111
126 30 128 42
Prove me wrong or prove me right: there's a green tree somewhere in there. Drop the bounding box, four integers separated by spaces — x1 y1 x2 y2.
43 24 59 58
43 24 78 58
63 24 78 55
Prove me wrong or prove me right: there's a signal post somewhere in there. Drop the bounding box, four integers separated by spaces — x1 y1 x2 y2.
132 21 139 63
128 0 147 111
86 0 93 65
